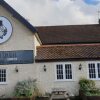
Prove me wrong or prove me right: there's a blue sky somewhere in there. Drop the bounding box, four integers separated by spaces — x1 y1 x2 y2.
84 0 100 5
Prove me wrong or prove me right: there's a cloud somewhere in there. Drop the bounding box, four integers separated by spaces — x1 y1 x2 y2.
5 0 100 26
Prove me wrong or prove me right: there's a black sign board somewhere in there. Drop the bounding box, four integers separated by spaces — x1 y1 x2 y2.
0 50 34 65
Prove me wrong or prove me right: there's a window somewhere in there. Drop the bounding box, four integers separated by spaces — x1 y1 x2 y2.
88 63 100 80
56 64 72 81
0 69 6 83
56 64 63 80
65 64 72 79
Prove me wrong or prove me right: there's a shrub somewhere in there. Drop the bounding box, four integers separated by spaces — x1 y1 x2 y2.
14 79 41 98
79 78 95 92
79 78 100 96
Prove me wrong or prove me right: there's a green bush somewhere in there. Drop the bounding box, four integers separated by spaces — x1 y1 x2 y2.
14 79 41 97
79 78 100 96
79 78 95 91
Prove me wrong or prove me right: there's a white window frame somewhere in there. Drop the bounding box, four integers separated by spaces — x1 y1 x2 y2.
88 62 100 80
0 68 7 84
55 63 73 81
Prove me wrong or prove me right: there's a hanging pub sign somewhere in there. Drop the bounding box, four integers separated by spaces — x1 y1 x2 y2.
0 16 12 43
0 50 34 65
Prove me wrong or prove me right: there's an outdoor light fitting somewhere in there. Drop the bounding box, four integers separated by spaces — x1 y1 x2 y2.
79 64 82 70
15 66 18 72
43 65 46 72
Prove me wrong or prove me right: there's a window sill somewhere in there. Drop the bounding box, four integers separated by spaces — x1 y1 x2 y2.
54 79 74 82
89 78 100 81
0 82 8 85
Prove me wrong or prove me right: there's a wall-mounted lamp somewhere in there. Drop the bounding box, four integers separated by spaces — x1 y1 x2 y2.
15 66 19 72
79 64 82 70
43 65 46 72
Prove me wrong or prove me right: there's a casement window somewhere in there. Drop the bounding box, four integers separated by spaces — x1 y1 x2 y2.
0 69 6 84
88 63 100 80
56 64 72 81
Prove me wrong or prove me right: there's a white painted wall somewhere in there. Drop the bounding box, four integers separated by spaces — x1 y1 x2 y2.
0 64 37 97
34 35 40 57
0 5 37 97
0 6 36 51
36 61 100 96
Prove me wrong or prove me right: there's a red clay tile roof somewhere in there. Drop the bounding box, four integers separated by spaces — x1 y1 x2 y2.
36 24 100 45
36 44 100 62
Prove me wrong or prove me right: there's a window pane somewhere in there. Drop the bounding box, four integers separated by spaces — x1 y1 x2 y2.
97 63 100 78
56 64 63 80
65 64 72 79
4 78 6 82
88 63 96 79
0 69 6 82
